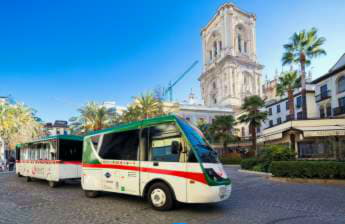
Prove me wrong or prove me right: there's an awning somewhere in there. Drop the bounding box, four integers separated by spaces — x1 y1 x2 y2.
298 125 345 137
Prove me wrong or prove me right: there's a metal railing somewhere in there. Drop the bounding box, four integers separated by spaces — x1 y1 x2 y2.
315 90 331 102
333 106 345 116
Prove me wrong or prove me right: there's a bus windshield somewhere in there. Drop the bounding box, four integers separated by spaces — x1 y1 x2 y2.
177 118 219 163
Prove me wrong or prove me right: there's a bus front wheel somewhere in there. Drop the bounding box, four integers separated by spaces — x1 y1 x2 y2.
147 182 174 211
84 190 99 198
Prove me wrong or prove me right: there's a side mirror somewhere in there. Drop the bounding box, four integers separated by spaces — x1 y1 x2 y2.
171 141 181 154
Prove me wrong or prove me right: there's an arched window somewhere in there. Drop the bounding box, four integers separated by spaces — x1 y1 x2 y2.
238 34 242 53
213 82 217 89
337 76 345 93
213 41 217 57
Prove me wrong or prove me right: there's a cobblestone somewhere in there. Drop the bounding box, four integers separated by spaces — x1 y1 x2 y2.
0 167 344 224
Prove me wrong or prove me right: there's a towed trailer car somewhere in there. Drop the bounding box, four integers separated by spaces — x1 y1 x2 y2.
16 135 83 187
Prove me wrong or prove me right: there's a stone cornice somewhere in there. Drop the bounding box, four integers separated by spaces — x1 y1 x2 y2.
199 54 263 81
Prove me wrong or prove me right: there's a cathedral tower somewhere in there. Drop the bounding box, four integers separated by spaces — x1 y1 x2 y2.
199 3 263 113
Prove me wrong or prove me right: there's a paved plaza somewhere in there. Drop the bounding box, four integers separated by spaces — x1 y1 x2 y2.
0 166 344 224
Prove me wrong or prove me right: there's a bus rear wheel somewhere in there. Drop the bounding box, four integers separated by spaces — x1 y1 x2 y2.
26 177 32 182
147 182 174 211
17 173 23 177
48 181 59 188
84 190 99 198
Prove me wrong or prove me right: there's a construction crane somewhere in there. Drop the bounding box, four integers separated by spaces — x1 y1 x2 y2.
163 60 198 102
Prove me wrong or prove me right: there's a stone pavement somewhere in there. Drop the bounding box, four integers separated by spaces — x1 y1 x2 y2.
0 167 344 224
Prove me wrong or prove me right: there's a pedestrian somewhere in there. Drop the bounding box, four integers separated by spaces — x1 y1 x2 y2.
8 155 15 171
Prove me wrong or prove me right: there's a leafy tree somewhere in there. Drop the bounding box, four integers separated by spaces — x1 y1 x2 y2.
238 95 267 155
69 101 118 134
282 27 326 118
196 119 213 143
276 70 300 120
209 115 236 155
0 103 42 153
120 92 165 122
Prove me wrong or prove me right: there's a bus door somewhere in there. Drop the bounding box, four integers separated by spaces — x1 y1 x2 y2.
139 123 187 202
98 129 141 195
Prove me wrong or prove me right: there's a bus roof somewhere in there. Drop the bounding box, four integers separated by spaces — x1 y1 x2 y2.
85 115 180 137
16 135 83 147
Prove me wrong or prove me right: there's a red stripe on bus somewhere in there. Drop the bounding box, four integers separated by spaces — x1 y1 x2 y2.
82 164 207 184
61 161 82 165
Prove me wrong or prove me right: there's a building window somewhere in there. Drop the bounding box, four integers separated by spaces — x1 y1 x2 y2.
241 127 245 137
256 127 260 133
326 105 332 117
277 117 282 124
268 108 272 115
219 41 222 51
296 96 302 108
244 41 247 53
185 117 190 121
320 84 328 95
238 34 242 53
269 120 273 127
286 115 290 121
213 41 218 57
286 101 289 110
320 106 325 118
209 51 212 60
297 111 303 120
277 104 281 113
337 76 345 93
339 96 345 107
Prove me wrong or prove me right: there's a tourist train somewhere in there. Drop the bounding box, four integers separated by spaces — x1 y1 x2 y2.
16 115 231 210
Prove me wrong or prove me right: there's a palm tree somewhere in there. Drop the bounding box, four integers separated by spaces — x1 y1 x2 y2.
238 95 267 155
276 71 300 120
282 27 326 119
70 101 118 134
135 92 164 119
0 103 42 153
120 92 165 122
209 115 236 156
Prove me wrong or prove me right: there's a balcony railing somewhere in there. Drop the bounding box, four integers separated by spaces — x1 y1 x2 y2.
333 106 345 116
315 90 331 102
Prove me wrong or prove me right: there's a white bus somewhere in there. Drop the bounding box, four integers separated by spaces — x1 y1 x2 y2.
16 135 83 187
82 115 231 210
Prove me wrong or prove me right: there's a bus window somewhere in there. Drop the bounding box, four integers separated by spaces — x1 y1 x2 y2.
59 140 83 161
98 129 139 161
144 123 183 162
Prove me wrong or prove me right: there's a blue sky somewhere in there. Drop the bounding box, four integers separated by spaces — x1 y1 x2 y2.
1 0 345 121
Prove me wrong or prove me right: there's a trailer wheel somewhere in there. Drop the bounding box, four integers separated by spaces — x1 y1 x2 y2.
48 181 58 188
147 182 174 211
26 177 32 182
84 190 99 198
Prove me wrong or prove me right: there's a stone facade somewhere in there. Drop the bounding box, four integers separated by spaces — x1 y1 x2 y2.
199 3 263 113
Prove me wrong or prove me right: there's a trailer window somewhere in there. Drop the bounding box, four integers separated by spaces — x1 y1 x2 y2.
59 140 83 161
98 129 139 160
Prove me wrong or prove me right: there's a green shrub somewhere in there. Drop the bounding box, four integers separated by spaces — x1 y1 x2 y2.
241 158 258 170
271 161 345 179
220 152 242 164
257 145 295 172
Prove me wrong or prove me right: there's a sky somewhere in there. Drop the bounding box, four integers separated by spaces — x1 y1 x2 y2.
1 0 345 122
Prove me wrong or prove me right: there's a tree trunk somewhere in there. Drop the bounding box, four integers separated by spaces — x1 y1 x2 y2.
300 54 307 119
288 88 295 120
251 124 257 156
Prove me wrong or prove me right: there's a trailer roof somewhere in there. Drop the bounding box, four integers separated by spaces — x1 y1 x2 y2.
16 135 83 147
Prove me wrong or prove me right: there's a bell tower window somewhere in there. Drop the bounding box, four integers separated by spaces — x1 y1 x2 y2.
238 34 242 53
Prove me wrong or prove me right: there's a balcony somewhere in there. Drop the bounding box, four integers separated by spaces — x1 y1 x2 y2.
315 90 331 102
333 106 345 116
